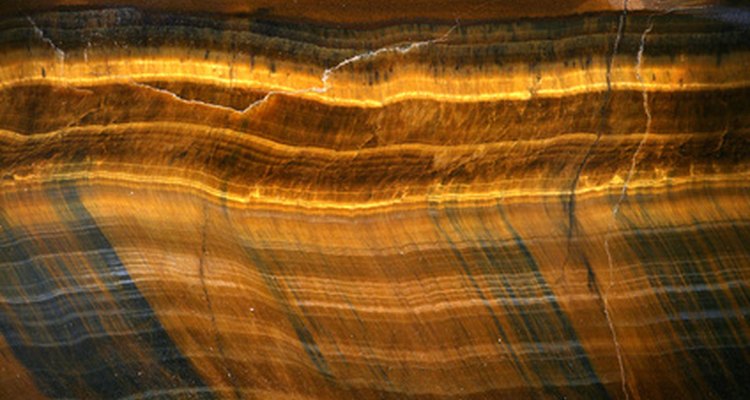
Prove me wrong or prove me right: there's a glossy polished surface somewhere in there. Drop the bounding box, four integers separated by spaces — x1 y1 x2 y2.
0 1 749 398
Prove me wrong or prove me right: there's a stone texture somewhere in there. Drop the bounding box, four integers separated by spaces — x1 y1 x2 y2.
0 1 749 399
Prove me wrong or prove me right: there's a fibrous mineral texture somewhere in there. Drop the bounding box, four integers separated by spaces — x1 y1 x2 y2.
0 1 749 399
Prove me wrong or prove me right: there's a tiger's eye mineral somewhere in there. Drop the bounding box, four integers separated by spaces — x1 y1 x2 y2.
0 0 749 398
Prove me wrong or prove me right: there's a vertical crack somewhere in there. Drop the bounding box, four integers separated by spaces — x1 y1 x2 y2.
604 18 654 284
198 203 242 399
601 10 657 400
565 0 629 247
714 128 728 153
560 1 632 398
601 297 627 399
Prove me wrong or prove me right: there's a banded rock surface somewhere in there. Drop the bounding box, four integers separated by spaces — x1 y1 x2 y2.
0 0 749 399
